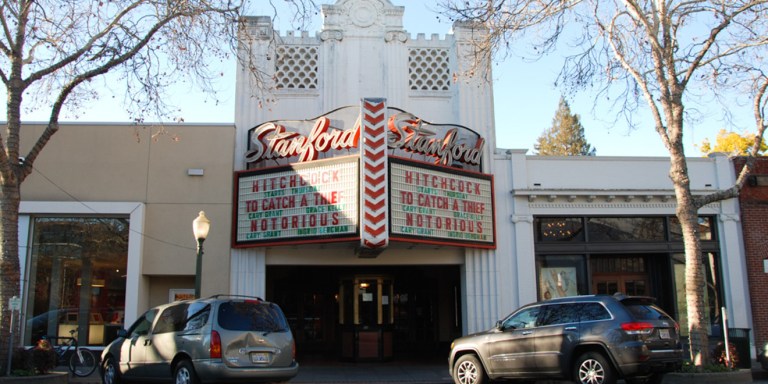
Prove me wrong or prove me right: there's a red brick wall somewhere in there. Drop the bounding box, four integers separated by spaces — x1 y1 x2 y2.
734 157 768 352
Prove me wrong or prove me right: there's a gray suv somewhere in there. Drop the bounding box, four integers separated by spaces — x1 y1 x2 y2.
449 294 683 384
100 295 298 384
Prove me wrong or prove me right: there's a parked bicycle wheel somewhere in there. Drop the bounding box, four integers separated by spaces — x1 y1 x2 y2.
69 348 98 377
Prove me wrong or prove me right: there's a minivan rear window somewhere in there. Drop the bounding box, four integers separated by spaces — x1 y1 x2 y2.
217 301 289 332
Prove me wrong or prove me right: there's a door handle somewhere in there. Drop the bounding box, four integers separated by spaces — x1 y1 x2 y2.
521 331 533 335
565 327 577 331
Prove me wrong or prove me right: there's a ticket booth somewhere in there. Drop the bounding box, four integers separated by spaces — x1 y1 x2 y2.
339 275 393 361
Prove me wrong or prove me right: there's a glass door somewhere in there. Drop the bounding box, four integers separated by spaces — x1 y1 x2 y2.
591 255 649 295
338 275 393 361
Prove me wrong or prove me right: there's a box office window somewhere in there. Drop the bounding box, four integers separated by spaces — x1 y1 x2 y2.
24 217 128 346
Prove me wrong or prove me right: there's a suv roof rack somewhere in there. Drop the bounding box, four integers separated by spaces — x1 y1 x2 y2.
207 294 264 301
613 292 657 303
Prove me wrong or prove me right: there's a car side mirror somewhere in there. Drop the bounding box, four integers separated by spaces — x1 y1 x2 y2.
117 329 128 338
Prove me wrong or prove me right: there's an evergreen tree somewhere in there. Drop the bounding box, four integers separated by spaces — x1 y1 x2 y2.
534 97 596 156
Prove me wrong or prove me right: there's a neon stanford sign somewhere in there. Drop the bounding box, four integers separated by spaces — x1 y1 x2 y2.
245 107 485 170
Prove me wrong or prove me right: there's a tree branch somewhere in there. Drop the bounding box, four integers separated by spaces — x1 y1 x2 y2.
18 7 207 180
696 74 768 207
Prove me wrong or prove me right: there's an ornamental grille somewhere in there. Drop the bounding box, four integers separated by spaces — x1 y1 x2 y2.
408 48 451 91
274 45 318 89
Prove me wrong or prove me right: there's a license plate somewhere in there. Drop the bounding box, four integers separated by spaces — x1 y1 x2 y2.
659 329 670 339
251 352 270 364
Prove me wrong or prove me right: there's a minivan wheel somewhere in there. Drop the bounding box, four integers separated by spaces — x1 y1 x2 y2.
453 354 487 384
574 352 616 384
102 357 121 384
174 360 200 384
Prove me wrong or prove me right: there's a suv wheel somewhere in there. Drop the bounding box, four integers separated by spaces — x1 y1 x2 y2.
574 352 616 384
174 360 200 384
453 354 487 384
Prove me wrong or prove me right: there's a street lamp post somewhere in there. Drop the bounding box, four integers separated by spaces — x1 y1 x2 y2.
193 211 211 298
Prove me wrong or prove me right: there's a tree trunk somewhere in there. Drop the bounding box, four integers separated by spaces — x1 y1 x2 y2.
669 147 710 367
0 180 22 375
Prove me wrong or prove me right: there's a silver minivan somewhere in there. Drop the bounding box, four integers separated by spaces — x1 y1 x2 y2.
100 295 298 384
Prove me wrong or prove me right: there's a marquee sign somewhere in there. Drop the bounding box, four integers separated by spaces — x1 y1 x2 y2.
386 112 484 168
244 106 485 172
235 100 496 250
234 157 359 246
389 158 495 248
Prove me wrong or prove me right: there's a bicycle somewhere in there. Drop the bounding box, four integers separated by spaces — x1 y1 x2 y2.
41 330 98 377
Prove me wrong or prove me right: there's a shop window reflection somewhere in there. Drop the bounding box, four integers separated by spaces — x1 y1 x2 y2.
536 217 584 242
672 252 722 336
587 217 665 241
536 255 588 301
669 216 715 241
24 217 128 346
535 216 716 243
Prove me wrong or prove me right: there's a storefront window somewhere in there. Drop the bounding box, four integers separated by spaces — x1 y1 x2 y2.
536 255 588 300
534 216 716 243
669 216 715 241
535 217 584 242
534 215 721 324
24 217 128 346
587 217 665 241
672 252 722 336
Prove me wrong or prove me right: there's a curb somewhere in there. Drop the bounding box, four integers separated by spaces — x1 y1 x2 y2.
0 372 68 384
662 369 753 384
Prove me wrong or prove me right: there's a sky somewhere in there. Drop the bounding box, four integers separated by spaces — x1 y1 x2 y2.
11 0 755 157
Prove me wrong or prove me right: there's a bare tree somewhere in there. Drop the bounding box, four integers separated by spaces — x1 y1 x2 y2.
439 0 768 368
0 0 316 374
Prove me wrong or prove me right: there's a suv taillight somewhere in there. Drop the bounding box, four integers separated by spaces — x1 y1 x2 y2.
621 322 654 335
292 340 296 360
210 330 222 358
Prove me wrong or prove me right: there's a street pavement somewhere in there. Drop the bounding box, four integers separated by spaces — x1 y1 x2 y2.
64 360 452 384
65 361 768 384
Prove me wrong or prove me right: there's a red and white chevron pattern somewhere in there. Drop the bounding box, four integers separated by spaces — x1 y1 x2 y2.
360 98 389 251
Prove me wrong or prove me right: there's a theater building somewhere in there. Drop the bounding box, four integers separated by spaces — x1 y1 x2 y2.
16 0 756 361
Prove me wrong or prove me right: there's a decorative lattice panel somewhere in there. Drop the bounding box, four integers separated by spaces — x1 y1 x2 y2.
275 45 318 89
408 48 451 91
